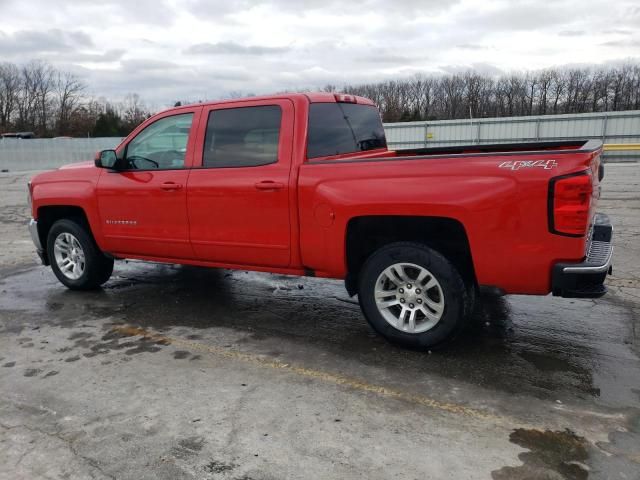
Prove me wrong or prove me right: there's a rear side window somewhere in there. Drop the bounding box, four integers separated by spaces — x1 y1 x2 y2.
203 105 281 168
307 103 387 159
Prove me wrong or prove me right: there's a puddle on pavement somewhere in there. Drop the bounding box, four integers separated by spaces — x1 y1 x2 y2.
492 428 589 480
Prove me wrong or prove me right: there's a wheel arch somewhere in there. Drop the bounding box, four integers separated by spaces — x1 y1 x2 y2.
344 215 476 296
36 205 93 264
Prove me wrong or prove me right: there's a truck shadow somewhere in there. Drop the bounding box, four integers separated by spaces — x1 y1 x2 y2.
13 262 620 404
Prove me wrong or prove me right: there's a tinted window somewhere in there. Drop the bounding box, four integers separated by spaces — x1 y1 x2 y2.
125 113 193 170
307 103 387 159
203 106 282 168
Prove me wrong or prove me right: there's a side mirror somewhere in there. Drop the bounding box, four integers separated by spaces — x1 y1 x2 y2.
95 149 118 169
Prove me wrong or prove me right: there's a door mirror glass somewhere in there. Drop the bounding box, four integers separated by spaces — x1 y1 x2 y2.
96 149 118 169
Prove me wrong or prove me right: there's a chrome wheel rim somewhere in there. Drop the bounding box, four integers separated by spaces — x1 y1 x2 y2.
53 232 86 280
374 263 445 334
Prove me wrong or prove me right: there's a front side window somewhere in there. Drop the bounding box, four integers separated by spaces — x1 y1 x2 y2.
307 103 387 159
125 113 193 170
203 105 282 168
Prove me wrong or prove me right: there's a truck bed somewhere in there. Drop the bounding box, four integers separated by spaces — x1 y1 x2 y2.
396 140 600 157
309 140 602 164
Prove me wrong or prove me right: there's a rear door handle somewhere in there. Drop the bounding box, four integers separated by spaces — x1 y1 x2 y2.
160 182 183 191
255 181 284 191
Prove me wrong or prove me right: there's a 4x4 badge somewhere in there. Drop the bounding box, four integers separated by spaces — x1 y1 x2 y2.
499 159 558 170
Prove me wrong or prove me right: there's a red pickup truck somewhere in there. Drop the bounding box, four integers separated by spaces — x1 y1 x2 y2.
28 92 613 349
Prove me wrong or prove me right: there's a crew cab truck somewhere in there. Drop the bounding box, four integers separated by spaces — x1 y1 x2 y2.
27 93 613 349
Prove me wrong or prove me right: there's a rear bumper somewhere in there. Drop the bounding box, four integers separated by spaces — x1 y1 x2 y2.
551 213 613 298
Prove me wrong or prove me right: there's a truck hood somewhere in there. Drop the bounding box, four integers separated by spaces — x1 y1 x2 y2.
59 160 94 170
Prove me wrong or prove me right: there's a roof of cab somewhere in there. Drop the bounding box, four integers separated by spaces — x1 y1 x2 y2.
168 92 375 112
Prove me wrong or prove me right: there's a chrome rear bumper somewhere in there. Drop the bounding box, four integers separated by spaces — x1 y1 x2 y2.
551 213 613 298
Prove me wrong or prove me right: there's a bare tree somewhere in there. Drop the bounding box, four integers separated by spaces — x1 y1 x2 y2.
0 63 20 130
55 71 85 135
537 70 553 115
341 62 640 122
121 93 149 131
2 59 640 133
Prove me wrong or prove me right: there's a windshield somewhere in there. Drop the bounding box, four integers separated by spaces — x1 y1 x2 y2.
307 103 387 159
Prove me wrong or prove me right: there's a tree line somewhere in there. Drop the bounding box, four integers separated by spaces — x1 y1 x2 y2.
0 60 150 138
338 64 640 122
1 60 640 137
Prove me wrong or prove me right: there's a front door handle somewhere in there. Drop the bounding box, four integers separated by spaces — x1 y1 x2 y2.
255 181 284 191
160 182 183 191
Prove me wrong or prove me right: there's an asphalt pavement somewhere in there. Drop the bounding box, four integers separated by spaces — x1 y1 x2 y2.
1 165 639 480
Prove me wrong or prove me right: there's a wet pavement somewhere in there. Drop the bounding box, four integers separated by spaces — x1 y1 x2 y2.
0 166 639 479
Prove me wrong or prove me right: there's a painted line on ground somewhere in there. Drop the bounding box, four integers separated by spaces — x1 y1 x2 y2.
111 324 518 424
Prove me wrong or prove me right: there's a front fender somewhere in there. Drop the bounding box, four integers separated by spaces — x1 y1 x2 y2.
31 168 106 249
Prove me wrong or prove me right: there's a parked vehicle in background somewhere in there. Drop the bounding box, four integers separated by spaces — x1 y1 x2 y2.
27 93 613 349
1 132 35 139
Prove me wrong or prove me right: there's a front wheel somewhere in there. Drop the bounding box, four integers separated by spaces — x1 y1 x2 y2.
357 242 470 350
47 219 114 290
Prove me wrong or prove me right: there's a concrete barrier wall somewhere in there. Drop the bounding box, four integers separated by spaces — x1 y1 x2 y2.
0 138 123 172
384 110 640 162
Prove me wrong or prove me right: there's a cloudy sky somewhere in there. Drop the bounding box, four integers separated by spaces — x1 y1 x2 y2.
1 0 638 108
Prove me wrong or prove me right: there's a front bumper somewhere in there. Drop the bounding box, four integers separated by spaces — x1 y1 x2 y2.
28 218 48 265
551 213 613 298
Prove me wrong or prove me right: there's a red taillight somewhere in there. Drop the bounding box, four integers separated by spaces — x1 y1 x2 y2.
334 93 357 103
549 172 593 236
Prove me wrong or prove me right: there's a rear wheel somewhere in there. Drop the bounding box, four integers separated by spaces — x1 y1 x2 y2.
47 219 113 290
357 242 470 350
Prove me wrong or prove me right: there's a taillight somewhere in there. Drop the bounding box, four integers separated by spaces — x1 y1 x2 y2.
549 172 593 236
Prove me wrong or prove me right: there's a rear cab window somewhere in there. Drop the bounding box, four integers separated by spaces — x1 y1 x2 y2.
306 103 387 159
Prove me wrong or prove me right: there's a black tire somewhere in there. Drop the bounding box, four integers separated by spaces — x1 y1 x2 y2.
47 218 114 290
357 241 470 350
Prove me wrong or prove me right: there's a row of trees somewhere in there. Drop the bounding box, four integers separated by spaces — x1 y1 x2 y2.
338 64 640 122
2 60 640 136
0 61 150 137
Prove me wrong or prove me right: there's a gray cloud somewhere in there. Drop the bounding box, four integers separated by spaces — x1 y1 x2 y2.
78 59 254 106
439 63 504 77
120 59 181 72
185 41 290 55
60 49 125 63
100 0 176 25
0 0 637 107
600 39 640 48
355 53 421 65
602 29 633 35
456 44 490 50
186 0 460 18
0 29 93 55
559 30 586 37
462 3 573 32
